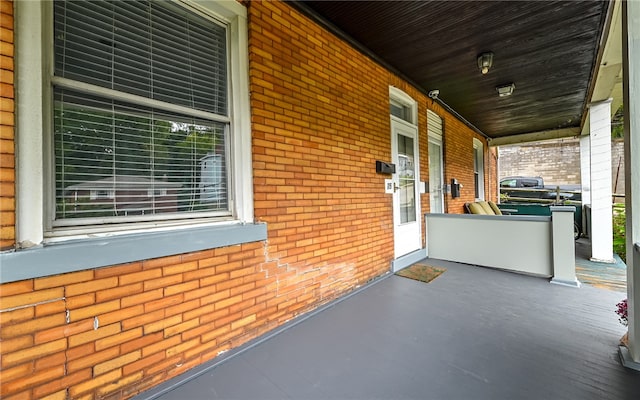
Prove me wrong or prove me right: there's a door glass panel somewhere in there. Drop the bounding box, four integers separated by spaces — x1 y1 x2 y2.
390 99 412 123
429 140 443 213
398 134 416 223
473 140 484 199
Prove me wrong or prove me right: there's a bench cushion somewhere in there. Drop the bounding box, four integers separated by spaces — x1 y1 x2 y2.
478 201 495 215
488 201 503 215
468 202 488 215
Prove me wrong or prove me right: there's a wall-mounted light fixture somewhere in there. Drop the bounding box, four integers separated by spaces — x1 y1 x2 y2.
496 83 515 97
477 52 494 75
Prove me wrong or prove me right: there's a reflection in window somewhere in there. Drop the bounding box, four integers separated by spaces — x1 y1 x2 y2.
55 91 227 220
53 0 230 224
398 134 416 223
501 179 516 188
390 99 413 124
473 139 484 200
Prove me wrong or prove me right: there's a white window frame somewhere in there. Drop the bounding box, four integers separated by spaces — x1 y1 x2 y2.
427 110 445 213
91 190 115 201
147 189 167 198
473 138 485 201
15 0 252 246
389 86 418 125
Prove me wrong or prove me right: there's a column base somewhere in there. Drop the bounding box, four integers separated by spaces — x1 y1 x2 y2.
550 277 581 288
619 346 640 371
589 257 616 264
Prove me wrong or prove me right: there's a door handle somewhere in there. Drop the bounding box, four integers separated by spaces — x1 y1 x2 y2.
394 182 399 193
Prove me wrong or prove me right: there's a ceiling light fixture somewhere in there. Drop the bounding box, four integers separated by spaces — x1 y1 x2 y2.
477 52 494 75
496 83 515 97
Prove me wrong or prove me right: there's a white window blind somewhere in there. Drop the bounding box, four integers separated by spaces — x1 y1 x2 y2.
53 0 230 224
473 140 484 200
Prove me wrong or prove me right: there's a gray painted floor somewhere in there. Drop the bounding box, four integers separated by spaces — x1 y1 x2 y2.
140 258 640 400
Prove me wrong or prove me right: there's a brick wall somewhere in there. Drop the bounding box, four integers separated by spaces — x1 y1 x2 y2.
250 0 393 283
498 137 626 195
0 1 492 399
431 103 492 213
0 244 279 400
0 0 14 250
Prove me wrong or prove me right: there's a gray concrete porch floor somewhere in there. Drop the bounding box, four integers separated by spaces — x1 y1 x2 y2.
139 258 640 400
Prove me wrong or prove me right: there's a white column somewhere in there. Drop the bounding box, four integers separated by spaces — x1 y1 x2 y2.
621 0 640 367
15 1 45 248
588 99 614 262
550 206 580 287
579 136 591 237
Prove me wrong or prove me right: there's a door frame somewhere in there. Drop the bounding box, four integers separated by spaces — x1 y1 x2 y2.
390 117 422 263
389 87 426 272
428 137 445 213
428 110 445 214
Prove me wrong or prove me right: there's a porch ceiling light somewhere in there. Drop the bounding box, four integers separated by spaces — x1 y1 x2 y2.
477 52 494 75
496 83 515 97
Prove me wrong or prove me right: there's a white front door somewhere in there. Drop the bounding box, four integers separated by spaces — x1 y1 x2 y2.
428 138 444 213
392 119 421 258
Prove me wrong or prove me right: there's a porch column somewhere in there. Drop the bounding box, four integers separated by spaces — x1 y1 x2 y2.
579 136 591 236
15 1 45 248
622 0 640 367
588 99 614 263
550 206 580 287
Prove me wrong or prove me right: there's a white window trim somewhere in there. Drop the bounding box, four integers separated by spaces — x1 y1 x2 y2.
147 189 167 198
389 86 418 126
473 138 485 201
15 0 45 248
427 110 443 141
91 190 115 200
15 0 252 247
389 87 420 203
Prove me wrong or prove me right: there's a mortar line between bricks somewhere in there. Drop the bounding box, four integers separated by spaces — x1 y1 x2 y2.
63 285 70 398
0 297 66 313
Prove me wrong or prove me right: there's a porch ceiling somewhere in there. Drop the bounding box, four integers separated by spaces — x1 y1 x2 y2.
296 0 613 142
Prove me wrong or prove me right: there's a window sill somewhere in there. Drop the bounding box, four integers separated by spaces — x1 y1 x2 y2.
0 222 267 284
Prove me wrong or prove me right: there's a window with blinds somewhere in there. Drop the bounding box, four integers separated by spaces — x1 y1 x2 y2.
53 0 230 224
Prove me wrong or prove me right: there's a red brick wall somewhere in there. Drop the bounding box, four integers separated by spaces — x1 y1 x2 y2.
0 1 493 399
0 244 279 400
0 0 14 250
426 101 494 213
251 0 397 281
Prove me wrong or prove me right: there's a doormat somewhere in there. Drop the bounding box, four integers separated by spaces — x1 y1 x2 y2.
395 263 446 284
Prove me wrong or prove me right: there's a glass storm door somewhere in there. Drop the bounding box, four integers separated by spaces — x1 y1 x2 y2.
391 120 421 259
429 138 444 213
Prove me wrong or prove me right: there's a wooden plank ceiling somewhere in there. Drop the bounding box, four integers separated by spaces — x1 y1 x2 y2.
297 0 611 140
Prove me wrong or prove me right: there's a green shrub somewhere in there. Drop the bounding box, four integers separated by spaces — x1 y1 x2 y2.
613 204 626 263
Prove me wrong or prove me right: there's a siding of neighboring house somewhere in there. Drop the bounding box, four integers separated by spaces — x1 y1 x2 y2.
498 137 625 196
0 1 494 399
65 189 179 215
